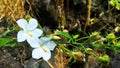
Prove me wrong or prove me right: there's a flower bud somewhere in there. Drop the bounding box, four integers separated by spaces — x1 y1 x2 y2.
98 54 110 65
52 36 61 40
72 52 85 62
114 26 120 32
106 33 116 40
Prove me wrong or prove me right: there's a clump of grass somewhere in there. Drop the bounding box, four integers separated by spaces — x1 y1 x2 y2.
0 0 25 22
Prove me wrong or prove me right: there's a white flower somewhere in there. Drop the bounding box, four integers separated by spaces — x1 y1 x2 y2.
17 18 43 47
31 37 56 61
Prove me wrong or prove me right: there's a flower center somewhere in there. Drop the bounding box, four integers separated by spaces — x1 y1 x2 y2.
26 31 33 37
40 44 48 53
43 48 48 52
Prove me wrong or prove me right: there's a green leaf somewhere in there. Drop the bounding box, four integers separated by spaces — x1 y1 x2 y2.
116 4 120 10
92 43 101 47
109 0 120 10
0 38 14 47
73 34 79 39
115 41 120 48
57 31 73 40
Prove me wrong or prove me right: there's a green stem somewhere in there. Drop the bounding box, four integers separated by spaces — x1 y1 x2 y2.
38 23 43 29
76 36 90 41
60 45 71 52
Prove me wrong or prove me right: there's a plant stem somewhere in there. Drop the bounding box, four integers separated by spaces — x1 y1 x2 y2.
76 36 90 41
46 61 54 68
84 0 91 31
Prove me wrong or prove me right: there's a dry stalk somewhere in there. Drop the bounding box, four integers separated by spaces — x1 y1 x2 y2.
46 61 54 68
55 48 64 68
0 0 25 22
55 0 66 29
84 0 91 31
55 47 69 68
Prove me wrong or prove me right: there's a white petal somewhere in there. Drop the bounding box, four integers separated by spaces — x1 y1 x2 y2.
27 37 40 48
16 19 28 30
31 29 43 38
39 37 51 44
32 48 42 59
40 37 51 41
42 47 51 61
17 30 27 42
27 18 38 30
44 41 56 51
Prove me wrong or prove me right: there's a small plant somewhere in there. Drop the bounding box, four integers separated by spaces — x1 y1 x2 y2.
56 31 120 65
1 16 120 67
0 0 120 67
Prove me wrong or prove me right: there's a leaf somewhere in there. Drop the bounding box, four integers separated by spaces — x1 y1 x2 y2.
92 43 101 47
73 34 79 39
116 4 120 10
57 31 73 40
0 38 14 47
115 41 120 48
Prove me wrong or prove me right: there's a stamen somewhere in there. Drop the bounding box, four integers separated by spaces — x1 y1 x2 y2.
43 48 48 52
26 31 33 37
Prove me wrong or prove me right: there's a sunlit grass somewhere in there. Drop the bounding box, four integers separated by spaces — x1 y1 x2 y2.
0 0 25 22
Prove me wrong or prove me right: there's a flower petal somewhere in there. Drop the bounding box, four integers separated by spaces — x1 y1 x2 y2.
27 37 40 48
27 18 38 30
32 48 42 59
31 29 43 38
39 37 51 45
40 37 51 41
42 47 51 61
17 30 27 42
16 19 28 30
44 41 56 51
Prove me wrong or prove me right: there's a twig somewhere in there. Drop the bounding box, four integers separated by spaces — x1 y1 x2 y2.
46 61 54 68
84 0 91 31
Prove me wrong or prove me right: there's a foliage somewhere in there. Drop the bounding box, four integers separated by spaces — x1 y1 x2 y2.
1 20 120 65
0 37 14 47
109 0 120 10
57 31 120 65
